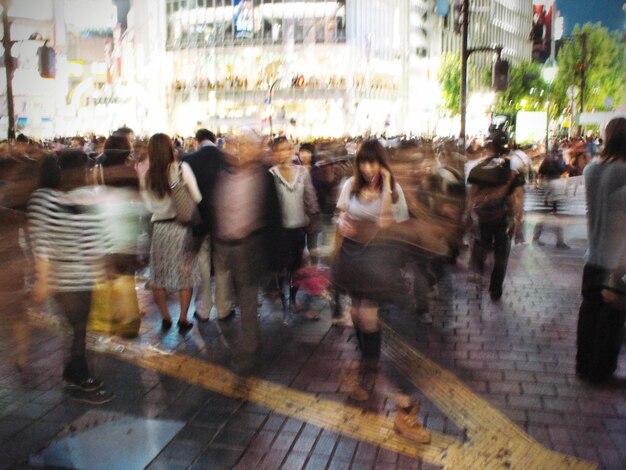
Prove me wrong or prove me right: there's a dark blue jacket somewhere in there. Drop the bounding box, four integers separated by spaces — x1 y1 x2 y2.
182 144 222 237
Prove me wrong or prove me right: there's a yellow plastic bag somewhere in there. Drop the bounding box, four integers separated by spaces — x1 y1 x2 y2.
88 275 141 338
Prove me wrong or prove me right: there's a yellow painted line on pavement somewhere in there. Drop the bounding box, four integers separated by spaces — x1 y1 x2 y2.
90 333 456 466
380 321 594 469
32 312 594 469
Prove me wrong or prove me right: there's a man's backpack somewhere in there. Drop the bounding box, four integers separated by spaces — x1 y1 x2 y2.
467 156 511 186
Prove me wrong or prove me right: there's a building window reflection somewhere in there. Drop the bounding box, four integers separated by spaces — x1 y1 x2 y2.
165 0 346 48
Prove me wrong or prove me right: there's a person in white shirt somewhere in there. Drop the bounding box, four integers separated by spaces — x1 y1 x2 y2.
333 139 430 444
269 136 320 318
140 133 202 333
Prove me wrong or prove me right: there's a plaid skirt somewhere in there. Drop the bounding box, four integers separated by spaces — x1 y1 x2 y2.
149 221 199 291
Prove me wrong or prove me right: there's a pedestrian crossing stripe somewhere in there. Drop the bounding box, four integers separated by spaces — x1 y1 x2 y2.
32 312 595 469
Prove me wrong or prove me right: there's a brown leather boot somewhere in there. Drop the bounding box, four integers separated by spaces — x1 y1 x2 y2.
343 367 369 401
393 401 431 444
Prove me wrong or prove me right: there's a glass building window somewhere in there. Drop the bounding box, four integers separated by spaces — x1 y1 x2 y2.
166 0 347 49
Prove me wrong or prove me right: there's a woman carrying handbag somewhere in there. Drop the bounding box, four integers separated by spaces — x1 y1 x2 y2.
140 133 202 333
90 134 147 338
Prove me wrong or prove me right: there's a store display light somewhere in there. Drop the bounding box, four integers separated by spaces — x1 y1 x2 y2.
292 74 305 88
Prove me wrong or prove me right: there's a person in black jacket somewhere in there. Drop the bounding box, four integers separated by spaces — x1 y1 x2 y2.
466 136 525 301
182 129 234 322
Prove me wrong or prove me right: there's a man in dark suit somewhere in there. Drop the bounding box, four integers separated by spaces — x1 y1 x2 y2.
183 129 234 322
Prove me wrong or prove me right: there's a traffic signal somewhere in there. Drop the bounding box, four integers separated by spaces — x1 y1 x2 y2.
453 0 463 34
292 75 305 88
38 42 56 79
492 58 509 91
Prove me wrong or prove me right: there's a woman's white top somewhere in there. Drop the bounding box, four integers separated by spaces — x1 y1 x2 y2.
336 176 409 223
270 164 318 229
95 186 148 255
140 162 201 222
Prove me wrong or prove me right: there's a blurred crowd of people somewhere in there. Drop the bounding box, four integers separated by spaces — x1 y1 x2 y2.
1 119 624 438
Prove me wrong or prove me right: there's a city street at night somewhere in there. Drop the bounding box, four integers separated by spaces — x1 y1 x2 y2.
1 188 625 469
1 1 625 469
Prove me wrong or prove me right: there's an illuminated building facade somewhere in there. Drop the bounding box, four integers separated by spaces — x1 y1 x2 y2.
0 0 65 138
1 0 535 139
0 0 142 138
146 0 411 137
148 0 533 137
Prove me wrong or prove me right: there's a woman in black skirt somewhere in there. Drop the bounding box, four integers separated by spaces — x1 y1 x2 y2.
333 139 430 443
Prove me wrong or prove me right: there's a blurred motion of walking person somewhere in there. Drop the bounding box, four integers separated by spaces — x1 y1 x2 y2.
538 147 567 213
140 133 201 334
508 142 532 244
466 133 525 301
576 117 626 384
333 139 430 444
0 151 40 374
92 135 146 337
212 129 282 373
28 150 114 404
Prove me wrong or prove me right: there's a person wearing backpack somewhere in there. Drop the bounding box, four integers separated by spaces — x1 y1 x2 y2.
465 135 525 301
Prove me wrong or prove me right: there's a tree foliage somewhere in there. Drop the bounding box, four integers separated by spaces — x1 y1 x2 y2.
491 61 546 117
437 53 463 117
552 23 625 115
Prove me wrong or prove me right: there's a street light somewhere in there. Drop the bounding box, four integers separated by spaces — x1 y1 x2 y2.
267 78 279 137
542 58 558 153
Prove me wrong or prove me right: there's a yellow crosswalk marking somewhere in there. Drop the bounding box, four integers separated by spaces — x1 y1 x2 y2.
32 312 595 469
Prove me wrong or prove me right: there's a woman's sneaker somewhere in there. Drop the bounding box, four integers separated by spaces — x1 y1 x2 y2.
68 388 115 405
63 376 104 392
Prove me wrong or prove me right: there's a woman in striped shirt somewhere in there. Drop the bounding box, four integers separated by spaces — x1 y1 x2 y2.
29 150 113 404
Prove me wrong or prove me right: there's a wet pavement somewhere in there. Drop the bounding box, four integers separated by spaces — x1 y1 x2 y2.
0 187 625 469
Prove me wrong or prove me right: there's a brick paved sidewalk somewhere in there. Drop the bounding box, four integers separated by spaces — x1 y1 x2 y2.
0 214 624 469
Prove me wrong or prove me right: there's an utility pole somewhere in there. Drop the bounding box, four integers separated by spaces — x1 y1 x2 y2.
459 0 469 143
578 31 587 137
459 0 505 146
1 0 15 141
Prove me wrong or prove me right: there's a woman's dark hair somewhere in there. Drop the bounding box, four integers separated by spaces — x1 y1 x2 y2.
270 135 290 151
100 134 138 189
146 133 175 198
102 135 132 166
299 141 316 159
57 149 88 191
350 139 398 202
39 154 61 189
601 117 626 163
0 153 42 210
195 128 216 143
